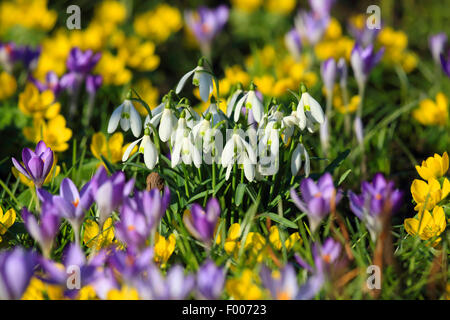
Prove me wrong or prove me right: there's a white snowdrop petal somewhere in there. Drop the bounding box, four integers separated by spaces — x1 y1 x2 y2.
122 138 142 162
107 105 123 133
175 68 196 94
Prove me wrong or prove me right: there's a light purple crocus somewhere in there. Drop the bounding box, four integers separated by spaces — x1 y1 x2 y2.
349 173 403 241
86 74 103 94
52 178 93 245
308 0 335 18
337 57 348 89
108 247 154 285
321 58 337 97
285 28 302 60
115 204 151 251
138 264 195 300
0 248 37 300
183 197 221 246
184 5 229 57
429 33 447 66
31 71 62 96
348 20 380 48
260 264 299 300
0 42 40 73
196 259 225 300
12 140 54 189
440 50 450 78
90 166 135 229
290 173 342 233
22 202 60 258
295 10 330 45
350 43 384 90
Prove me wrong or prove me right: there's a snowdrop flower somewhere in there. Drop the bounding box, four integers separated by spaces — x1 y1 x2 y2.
270 103 299 144
258 121 280 176
291 142 310 177
203 97 226 126
176 60 214 102
171 114 202 168
108 98 142 138
192 114 224 164
123 126 159 170
159 104 178 143
226 84 244 118
222 127 257 182
144 101 165 129
233 83 264 124
297 85 325 132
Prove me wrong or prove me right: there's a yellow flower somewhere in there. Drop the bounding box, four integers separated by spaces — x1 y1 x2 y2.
401 51 418 73
154 232 176 267
243 232 267 262
107 285 139 300
23 115 72 152
268 226 301 250
117 37 160 71
231 0 263 13
12 155 60 188
69 23 109 52
415 152 449 181
216 223 241 254
134 4 182 43
410 178 450 212
314 37 355 61
226 269 264 300
0 0 56 33
77 285 98 300
90 132 135 164
412 93 448 127
254 75 275 96
265 0 296 15
132 79 159 115
21 276 65 300
0 71 17 100
94 1 127 27
0 207 15 242
18 83 60 119
83 217 116 250
404 206 446 244
95 51 132 86
334 94 360 114
378 27 408 65
323 18 342 41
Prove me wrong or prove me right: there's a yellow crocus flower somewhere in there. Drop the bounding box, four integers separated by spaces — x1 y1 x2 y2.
90 132 135 164
23 115 72 152
83 217 116 250
411 178 450 212
404 206 446 244
18 83 60 119
412 93 448 127
0 207 15 242
268 226 302 251
0 71 17 100
107 285 139 300
226 269 265 300
216 223 241 254
415 152 449 181
154 232 176 267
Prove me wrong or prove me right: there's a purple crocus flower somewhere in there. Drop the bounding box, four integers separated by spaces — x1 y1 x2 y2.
0 248 37 300
348 20 380 48
66 47 101 74
337 57 348 89
196 260 225 300
90 166 135 229
183 197 221 246
429 33 447 65
107 247 154 285
22 202 60 258
52 178 93 245
321 58 337 96
138 264 195 300
285 28 302 60
31 71 62 96
349 173 403 241
86 74 103 94
290 173 342 233
260 264 299 300
350 43 384 90
295 11 330 45
309 0 335 18
12 141 54 189
184 5 229 55
115 204 151 250
0 42 40 72
440 50 450 78
40 244 105 297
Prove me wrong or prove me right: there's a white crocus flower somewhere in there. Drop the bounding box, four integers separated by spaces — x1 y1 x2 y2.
122 127 159 170
233 84 264 124
176 65 214 102
221 129 257 182
297 86 324 132
159 106 178 142
108 99 142 137
291 142 310 177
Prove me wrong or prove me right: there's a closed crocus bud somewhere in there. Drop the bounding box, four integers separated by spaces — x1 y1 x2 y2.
350 43 384 90
321 58 337 96
429 33 447 66
196 260 225 299
0 248 37 300
337 58 348 89
183 198 220 246
285 28 302 60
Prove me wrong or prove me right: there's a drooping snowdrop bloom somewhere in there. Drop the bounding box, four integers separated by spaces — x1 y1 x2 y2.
233 83 264 124
350 43 384 91
222 127 257 182
108 99 142 138
144 101 165 128
296 85 325 132
159 105 178 143
12 140 54 189
123 126 159 170
258 121 280 176
226 84 244 118
429 33 447 66
171 114 202 168
22 202 60 258
176 61 214 102
291 142 310 177
203 97 226 126
290 173 342 233
269 105 299 144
